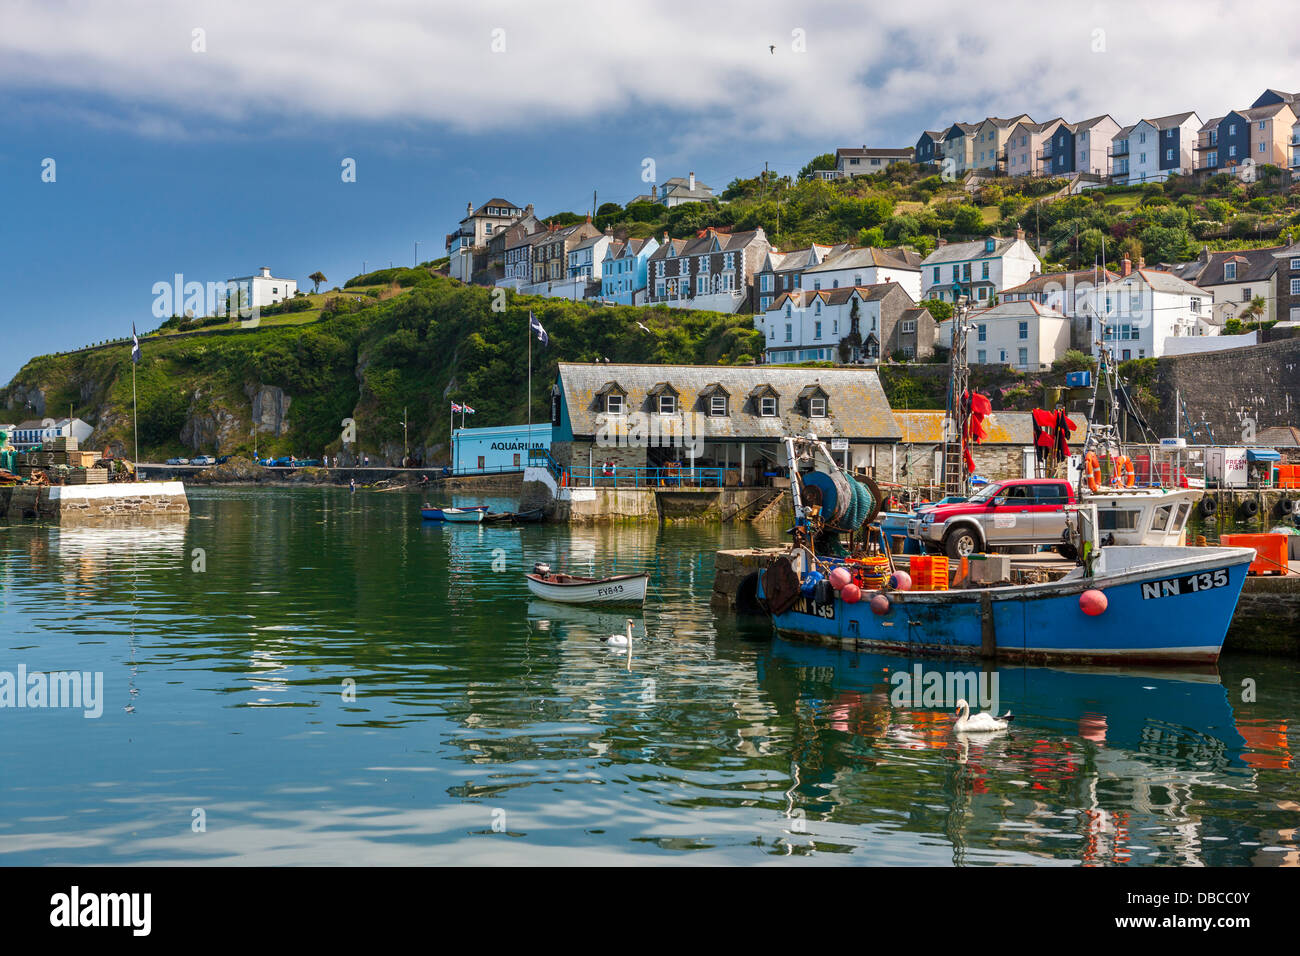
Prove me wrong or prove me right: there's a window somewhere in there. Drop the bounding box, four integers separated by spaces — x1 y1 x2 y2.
854 274 862 285
976 349 987 363
814 301 822 315
785 304 792 318
981 262 989 279
1207 150 1218 166
1259 120 1266 130
901 319 916 333
1290 258 1300 271
814 320 822 339
1165 148 1173 161
710 394 727 416
606 394 624 415
1260 142 1267 153
933 266 940 282
1229 145 1237 158
761 274 772 291
809 397 827 417
999 349 1007 362
784 324 792 342
977 286 988 300
1098 508 1141 531
1018 347 1028 366
1228 123 1237 136
813 280 821 290
1190 297 1201 314
978 324 986 342
1290 278 1300 295
760 396 777 417
1122 348 1131 360
1018 321 1028 339
658 394 676 415
1242 288 1251 302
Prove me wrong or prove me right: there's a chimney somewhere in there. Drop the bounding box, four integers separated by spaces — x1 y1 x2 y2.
1122 255 1131 277
260 266 271 278
650 184 657 199
466 202 473 216
936 238 947 247
663 231 669 244
1015 227 1025 241
689 171 696 191
585 214 592 224
525 203 534 216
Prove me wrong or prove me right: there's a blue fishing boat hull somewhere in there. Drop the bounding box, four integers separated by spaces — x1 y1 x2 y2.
421 504 490 521
761 546 1253 665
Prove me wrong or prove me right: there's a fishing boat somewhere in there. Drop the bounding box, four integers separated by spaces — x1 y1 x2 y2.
525 562 649 605
442 507 485 523
510 508 545 523
756 435 1253 665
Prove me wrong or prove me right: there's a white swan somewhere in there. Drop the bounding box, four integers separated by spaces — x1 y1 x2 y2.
953 698 1013 733
601 619 635 647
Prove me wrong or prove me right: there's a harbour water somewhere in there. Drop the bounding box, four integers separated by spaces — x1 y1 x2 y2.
0 486 1296 865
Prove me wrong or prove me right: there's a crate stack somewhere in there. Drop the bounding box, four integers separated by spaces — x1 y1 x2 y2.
14 436 104 483
909 555 950 591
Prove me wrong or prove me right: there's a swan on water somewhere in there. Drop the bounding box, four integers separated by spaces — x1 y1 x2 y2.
601 619 635 647
953 698 1013 733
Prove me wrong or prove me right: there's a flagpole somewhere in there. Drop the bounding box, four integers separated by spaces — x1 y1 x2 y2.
528 312 533 436
132 359 138 464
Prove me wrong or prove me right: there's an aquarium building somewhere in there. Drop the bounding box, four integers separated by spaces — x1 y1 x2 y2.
451 423 552 474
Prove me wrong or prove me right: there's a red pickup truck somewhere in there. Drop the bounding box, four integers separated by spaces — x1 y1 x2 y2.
907 478 1077 558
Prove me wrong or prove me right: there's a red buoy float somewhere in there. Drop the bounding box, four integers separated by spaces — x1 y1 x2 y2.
1080 589 1108 616
870 593 890 615
888 570 912 591
840 582 862 603
829 567 853 591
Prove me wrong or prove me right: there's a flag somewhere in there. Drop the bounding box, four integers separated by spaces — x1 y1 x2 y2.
529 311 548 346
451 402 462 413
463 405 476 415
131 324 141 364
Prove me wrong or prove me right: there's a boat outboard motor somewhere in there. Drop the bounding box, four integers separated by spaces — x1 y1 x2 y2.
533 562 551 576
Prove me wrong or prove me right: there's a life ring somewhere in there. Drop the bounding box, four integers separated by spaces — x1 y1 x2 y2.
1111 454 1135 488
1198 495 1217 518
1084 452 1102 493
601 461 615 477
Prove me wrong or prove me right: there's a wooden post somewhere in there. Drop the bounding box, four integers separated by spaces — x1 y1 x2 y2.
979 591 997 659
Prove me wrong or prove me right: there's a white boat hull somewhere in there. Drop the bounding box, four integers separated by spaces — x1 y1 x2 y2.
525 573 649 606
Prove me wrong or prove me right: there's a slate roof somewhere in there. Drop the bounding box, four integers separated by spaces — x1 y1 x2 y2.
968 300 1068 322
1129 268 1209 296
1001 269 1119 296
921 236 1020 265
836 147 914 160
466 198 521 219
1148 111 1198 129
556 363 901 441
805 246 924 274
1169 247 1282 287
768 282 911 310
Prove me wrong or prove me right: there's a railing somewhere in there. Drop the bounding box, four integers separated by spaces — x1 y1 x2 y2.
1107 144 1129 157
559 464 727 489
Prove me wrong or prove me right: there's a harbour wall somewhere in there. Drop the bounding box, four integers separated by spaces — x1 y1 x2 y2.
1152 337 1300 440
0 481 190 524
520 468 789 523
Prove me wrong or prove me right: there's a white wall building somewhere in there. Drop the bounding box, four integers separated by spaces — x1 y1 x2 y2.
1080 264 1216 360
800 247 924 303
9 417 94 448
965 301 1071 370
920 231 1042 305
567 233 614 282
227 267 297 309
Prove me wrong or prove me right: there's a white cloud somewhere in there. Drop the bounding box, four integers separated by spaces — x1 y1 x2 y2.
0 0 1296 148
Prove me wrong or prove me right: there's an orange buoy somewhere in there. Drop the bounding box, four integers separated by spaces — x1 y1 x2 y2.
1084 452 1102 493
1111 454 1135 488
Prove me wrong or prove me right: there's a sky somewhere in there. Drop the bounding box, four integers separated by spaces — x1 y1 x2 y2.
1 0 1298 383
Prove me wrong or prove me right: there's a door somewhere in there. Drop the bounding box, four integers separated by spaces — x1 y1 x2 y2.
1029 482 1071 542
985 484 1034 544
1022 448 1038 478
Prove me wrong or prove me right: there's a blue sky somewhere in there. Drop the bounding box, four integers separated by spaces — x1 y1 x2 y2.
2 0 1296 383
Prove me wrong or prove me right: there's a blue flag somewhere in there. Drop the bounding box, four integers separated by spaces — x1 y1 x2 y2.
131 324 141 364
529 311 548 346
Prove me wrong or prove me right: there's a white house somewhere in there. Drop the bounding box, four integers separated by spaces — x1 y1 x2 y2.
757 283 930 364
801 246 924 303
920 230 1042 305
567 232 614 283
9 417 95 448
816 147 914 180
1080 260 1215 360
226 267 297 309
965 301 1071 370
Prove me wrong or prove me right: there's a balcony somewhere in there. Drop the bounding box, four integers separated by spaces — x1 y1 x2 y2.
448 234 477 255
1108 143 1129 158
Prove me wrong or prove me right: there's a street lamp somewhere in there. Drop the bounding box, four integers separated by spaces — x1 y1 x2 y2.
397 406 410 466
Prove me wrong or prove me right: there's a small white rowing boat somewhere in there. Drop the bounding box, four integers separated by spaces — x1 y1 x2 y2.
525 562 649 606
442 507 485 523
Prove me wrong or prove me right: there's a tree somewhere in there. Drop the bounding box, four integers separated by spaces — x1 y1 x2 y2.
952 205 983 234
309 271 327 293
798 153 836 180
920 299 953 322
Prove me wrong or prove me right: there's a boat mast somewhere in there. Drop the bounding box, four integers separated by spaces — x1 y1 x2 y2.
944 294 971 498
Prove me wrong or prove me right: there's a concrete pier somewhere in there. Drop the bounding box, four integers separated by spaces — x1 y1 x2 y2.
1 481 189 524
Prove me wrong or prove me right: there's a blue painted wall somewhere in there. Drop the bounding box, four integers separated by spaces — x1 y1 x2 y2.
452 422 552 474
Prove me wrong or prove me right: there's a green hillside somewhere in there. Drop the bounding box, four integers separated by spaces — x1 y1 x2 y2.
2 272 763 463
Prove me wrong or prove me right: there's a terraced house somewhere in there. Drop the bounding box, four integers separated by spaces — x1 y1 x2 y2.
1195 93 1296 175
644 227 771 313
599 236 659 305
1169 245 1282 326
753 243 849 313
1109 112 1200 185
971 114 1032 173
1004 118 1066 177
529 219 601 285
913 130 943 166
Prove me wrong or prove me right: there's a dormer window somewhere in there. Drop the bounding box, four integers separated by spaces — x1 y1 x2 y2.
809 397 827 417
710 394 727 416
1224 262 1237 281
760 396 777 417
606 394 623 415
658 394 676 415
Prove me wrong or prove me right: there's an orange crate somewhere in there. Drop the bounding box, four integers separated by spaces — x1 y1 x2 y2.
1279 465 1300 490
1221 533 1288 575
909 555 950 591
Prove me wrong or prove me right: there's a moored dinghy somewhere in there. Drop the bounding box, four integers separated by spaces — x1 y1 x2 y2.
441 507 485 523
525 562 649 606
